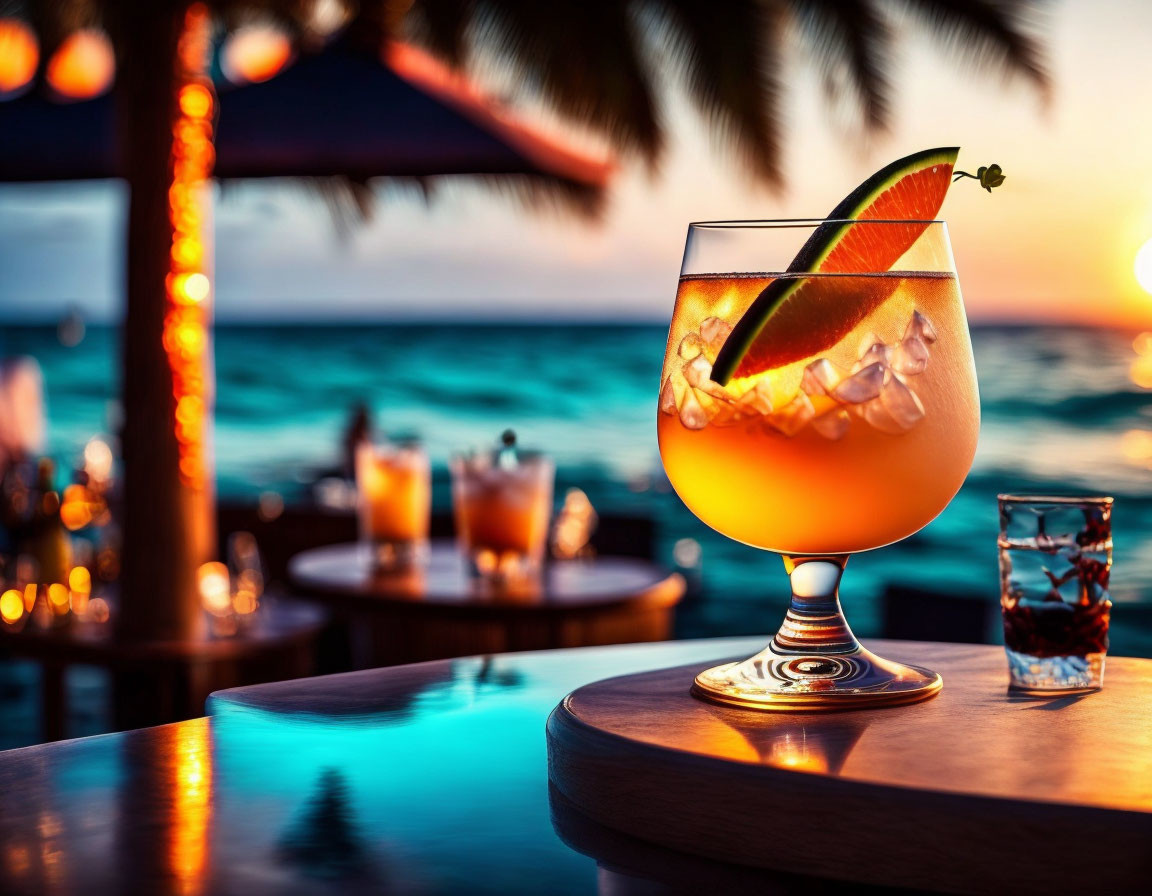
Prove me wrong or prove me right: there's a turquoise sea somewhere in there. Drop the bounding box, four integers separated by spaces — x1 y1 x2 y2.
5 321 1152 654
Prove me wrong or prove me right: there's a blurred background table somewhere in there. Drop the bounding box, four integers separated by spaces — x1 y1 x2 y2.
1 638 1150 895
288 540 685 667
0 594 325 742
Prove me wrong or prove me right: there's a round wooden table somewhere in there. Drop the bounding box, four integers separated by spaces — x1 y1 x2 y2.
288 540 685 667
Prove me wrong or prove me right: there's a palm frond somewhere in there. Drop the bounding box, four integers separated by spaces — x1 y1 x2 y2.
224 169 603 233
402 0 663 163
644 0 785 184
787 0 893 131
897 0 1050 96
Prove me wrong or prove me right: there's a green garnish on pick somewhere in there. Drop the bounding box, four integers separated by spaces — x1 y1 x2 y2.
953 164 1005 192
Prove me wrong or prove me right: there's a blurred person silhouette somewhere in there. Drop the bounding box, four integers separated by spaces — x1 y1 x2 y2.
342 403 372 480
0 358 47 560
0 357 45 473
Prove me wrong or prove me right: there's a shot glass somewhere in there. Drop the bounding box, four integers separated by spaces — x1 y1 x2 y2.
355 439 431 569
451 445 554 584
998 494 1113 692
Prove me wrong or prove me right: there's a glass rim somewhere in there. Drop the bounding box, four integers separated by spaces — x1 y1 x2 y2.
687 218 946 229
998 493 1114 506
451 449 552 465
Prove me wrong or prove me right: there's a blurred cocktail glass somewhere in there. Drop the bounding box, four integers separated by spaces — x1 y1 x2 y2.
658 220 980 710
355 439 431 569
451 432 554 583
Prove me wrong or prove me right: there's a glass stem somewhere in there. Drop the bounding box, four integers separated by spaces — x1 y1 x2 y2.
775 555 860 656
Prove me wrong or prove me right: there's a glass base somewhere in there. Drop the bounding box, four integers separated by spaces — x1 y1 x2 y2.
692 555 942 712
693 643 942 711
465 547 543 584
364 538 428 571
1006 648 1104 693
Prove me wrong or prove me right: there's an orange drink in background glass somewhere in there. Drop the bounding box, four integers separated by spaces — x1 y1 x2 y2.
658 218 980 710
451 437 554 583
355 439 431 569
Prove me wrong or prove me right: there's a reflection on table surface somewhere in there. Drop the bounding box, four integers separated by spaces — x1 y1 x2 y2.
0 637 765 896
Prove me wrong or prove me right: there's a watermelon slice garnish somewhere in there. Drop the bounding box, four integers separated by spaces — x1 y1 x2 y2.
710 147 959 385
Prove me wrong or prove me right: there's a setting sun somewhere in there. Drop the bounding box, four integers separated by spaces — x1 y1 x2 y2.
1136 239 1152 296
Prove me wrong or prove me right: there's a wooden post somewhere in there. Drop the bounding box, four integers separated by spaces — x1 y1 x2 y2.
113 1 215 642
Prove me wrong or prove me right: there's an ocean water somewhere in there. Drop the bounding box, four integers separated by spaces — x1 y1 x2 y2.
5 321 1152 653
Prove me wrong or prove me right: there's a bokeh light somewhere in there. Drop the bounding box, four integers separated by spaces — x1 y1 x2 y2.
221 25 293 84
46 29 115 100
198 561 231 615
170 270 211 306
1130 331 1152 389
178 82 213 118
47 583 69 613
165 5 215 491
87 597 110 623
59 484 93 530
0 589 23 624
0 19 38 95
84 437 114 483
1121 429 1152 467
69 566 91 593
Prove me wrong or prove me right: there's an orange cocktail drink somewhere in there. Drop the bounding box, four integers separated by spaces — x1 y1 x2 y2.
658 271 979 555
356 440 431 568
451 449 554 581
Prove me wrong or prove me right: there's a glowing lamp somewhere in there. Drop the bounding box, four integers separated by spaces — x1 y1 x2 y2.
69 566 92 593
0 589 23 624
0 19 37 94
46 29 115 100
83 437 114 484
222 26 293 84
197 561 231 615
178 83 213 119
171 238 203 269
60 483 94 530
232 589 258 615
47 583 70 614
170 272 210 305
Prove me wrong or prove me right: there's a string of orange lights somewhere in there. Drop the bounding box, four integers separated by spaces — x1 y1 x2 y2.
165 4 216 492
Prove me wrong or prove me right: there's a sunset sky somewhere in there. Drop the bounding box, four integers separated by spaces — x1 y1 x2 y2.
2 0 1151 325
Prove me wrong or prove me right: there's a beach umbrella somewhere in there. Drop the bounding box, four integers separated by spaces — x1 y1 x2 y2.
0 39 610 203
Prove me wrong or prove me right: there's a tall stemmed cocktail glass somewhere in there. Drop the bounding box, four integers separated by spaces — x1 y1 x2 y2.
658 220 979 709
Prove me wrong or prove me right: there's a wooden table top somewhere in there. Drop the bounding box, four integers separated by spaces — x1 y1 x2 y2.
1 638 1148 894
288 540 684 614
548 641 1152 892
